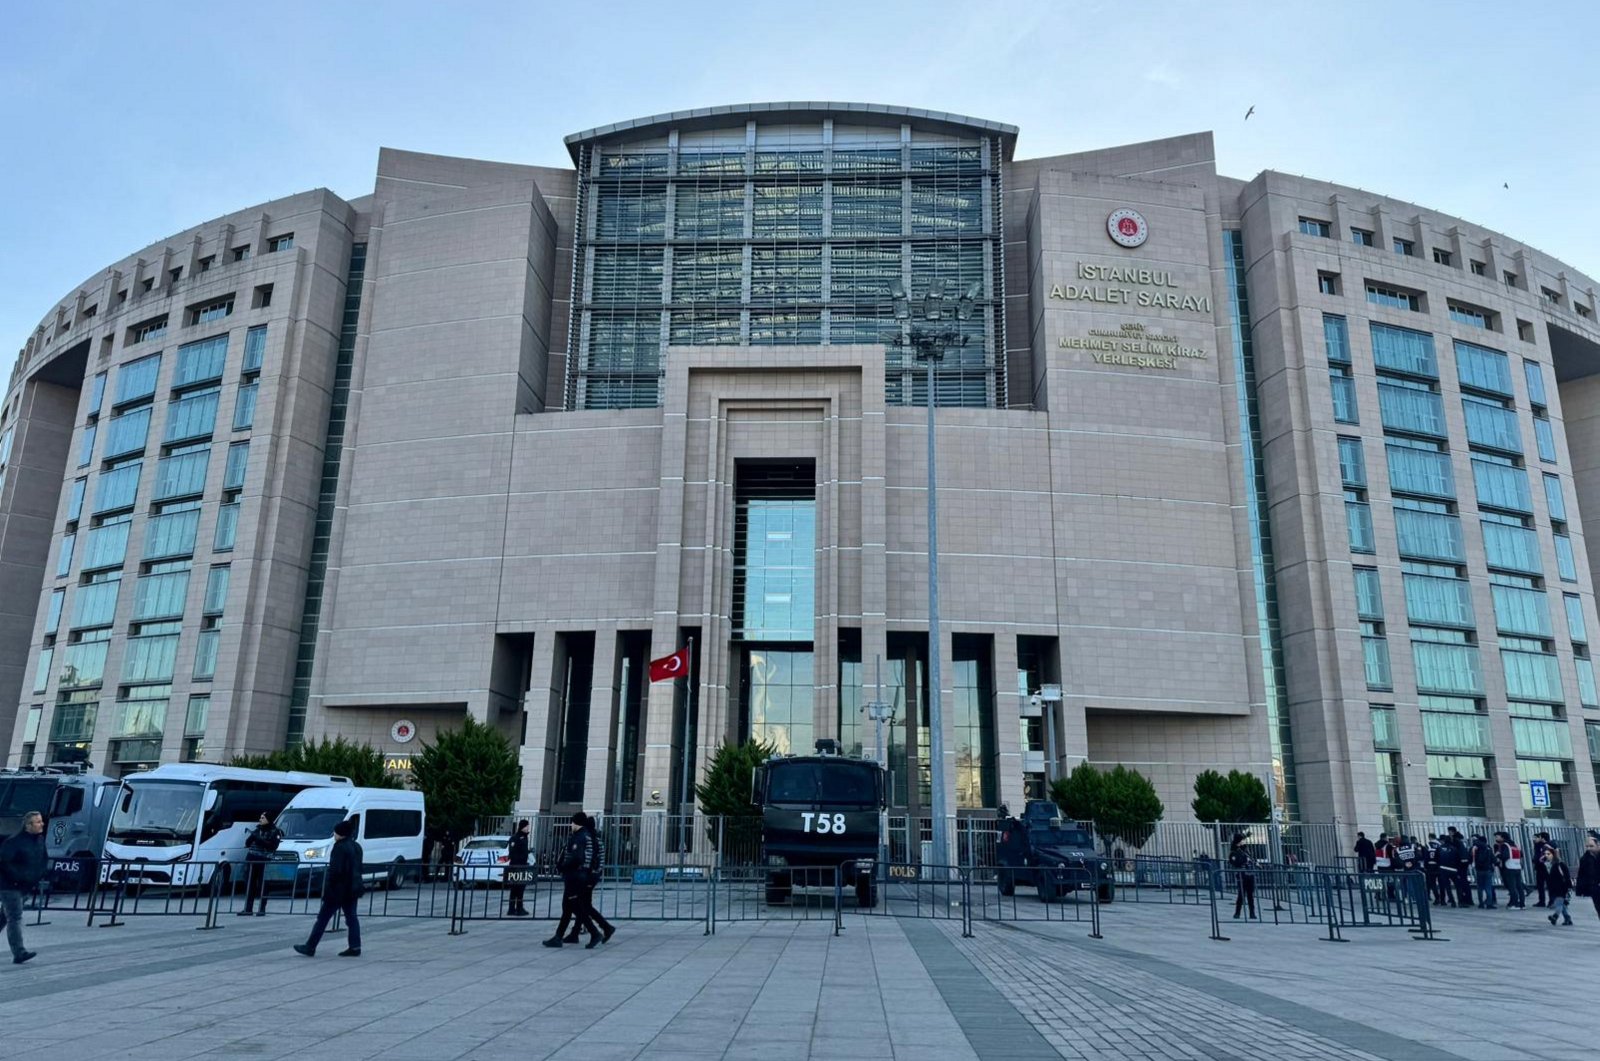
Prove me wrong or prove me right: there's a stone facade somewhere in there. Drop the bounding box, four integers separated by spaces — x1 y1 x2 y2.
5 104 1599 838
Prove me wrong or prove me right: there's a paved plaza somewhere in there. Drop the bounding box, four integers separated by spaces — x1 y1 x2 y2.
0 900 1592 1060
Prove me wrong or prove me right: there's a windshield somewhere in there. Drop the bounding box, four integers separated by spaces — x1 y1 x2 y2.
276 808 346 840
766 761 878 807
463 838 508 850
108 781 203 842
1033 827 1094 849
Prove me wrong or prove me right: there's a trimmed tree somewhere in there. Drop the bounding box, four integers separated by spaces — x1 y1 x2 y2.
1052 763 1163 856
230 737 401 789
1096 765 1164 856
409 717 520 845
1048 762 1103 823
696 738 775 862
1191 769 1270 824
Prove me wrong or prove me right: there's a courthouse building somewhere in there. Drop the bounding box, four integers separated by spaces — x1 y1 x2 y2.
3 102 1600 834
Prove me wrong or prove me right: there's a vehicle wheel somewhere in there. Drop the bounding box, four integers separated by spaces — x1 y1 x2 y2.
765 872 792 906
217 864 234 896
387 859 405 890
997 871 1015 897
856 877 877 909
1037 877 1058 903
1097 883 1115 904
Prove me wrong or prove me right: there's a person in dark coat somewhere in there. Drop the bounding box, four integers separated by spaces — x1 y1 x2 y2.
507 819 531 917
1436 832 1462 907
1471 835 1497 909
1543 845 1573 927
238 812 283 916
544 813 600 948
574 814 615 945
1532 832 1552 907
294 818 363 957
1577 834 1600 923
1354 832 1376 873
1228 833 1257 920
1449 830 1474 908
0 811 46 964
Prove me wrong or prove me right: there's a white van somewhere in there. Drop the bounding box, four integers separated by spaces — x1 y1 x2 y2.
269 787 425 890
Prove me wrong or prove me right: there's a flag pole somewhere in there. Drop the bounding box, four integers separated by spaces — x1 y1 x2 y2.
679 636 695 815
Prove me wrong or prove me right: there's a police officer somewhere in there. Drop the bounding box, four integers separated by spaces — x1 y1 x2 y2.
239 812 282 916
506 819 531 917
1424 835 1445 905
1229 833 1257 920
1436 832 1462 907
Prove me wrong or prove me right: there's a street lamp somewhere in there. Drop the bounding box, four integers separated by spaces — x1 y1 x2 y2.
890 278 981 870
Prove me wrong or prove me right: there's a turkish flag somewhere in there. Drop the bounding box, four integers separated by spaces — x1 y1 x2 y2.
649 647 690 682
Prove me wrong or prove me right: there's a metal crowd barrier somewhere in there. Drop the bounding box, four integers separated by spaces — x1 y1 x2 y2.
858 862 974 937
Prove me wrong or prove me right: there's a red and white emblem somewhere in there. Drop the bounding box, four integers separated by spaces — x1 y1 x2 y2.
1107 208 1149 248
391 719 416 744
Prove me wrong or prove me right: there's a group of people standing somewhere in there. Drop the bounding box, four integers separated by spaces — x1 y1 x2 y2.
504 812 616 949
1353 828 1600 926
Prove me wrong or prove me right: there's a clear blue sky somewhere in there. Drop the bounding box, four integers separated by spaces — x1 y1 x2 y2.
4 0 1597 381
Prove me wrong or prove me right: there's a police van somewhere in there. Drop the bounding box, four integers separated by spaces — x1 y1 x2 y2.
268 787 426 890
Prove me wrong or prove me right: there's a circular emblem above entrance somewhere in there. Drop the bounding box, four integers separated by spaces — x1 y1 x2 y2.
391 719 416 745
1107 208 1149 248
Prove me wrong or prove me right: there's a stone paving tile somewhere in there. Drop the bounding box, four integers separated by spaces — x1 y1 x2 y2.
0 898 1592 1059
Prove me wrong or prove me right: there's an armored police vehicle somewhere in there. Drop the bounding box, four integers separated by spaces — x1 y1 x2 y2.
995 799 1114 903
753 740 885 907
44 768 119 891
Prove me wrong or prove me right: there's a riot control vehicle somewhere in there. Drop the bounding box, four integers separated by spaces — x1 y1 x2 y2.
995 799 1114 903
753 740 885 907
43 767 118 891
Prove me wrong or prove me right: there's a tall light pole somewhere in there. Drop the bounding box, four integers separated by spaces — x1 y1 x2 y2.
891 278 980 870
866 655 893 869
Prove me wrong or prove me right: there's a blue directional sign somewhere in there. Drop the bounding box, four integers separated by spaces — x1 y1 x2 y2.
1529 779 1550 808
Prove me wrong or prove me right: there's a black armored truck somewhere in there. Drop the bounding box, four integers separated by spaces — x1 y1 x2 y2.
752 740 886 908
996 799 1114 903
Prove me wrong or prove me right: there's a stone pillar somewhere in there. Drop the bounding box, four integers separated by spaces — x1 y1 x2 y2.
581 627 620 813
517 632 558 812
993 633 1023 808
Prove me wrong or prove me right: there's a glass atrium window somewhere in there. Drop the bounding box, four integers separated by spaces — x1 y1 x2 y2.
567 116 1001 410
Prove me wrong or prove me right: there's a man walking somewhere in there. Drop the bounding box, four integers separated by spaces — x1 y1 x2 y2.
544 813 600 948
239 812 283 916
1577 833 1600 922
579 814 615 945
294 818 363 957
0 811 46 965
507 819 531 917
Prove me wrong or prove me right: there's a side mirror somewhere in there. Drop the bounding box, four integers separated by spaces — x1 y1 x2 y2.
202 789 220 812
750 766 766 807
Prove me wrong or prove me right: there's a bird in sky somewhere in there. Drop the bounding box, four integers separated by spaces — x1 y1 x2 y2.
1245 105 1255 121
1503 182 1509 189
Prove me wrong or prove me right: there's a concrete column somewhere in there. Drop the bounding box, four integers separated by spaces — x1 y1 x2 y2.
517 632 558 811
992 633 1023 808
581 627 620 813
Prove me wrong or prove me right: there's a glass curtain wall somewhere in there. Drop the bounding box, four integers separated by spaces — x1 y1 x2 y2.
568 118 1003 410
